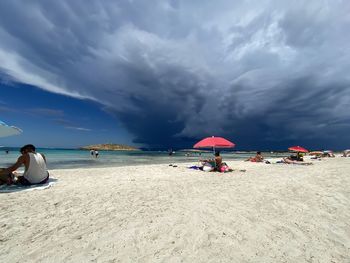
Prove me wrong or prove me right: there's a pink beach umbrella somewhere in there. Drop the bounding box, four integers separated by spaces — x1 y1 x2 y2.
288 146 309 153
193 136 235 154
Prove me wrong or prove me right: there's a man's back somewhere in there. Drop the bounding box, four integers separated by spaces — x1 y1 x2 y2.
23 152 48 184
215 156 223 167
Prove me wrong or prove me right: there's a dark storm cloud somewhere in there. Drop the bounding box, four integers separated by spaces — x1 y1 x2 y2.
0 0 349 148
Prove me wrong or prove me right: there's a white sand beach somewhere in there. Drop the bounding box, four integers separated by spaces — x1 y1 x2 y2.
1 157 350 262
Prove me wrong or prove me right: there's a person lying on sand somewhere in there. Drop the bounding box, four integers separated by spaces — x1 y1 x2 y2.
279 157 313 165
0 144 49 186
245 151 264 162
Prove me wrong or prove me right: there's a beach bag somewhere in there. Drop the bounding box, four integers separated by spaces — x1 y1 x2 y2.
220 164 230 173
202 163 214 172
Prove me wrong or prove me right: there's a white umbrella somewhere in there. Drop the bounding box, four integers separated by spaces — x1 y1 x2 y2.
0 120 22 138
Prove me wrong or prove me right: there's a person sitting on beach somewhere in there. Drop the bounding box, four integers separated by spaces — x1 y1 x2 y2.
200 151 232 172
0 144 49 185
214 151 223 169
200 152 221 171
297 152 304 161
289 152 304 161
245 151 264 162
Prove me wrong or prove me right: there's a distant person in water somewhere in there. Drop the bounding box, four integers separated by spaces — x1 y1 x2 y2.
0 144 49 185
95 150 99 158
90 150 94 156
245 151 264 162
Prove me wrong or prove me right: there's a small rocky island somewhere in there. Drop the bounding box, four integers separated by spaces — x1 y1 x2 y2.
80 144 139 151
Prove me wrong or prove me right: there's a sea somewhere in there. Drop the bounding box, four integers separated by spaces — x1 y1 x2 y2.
0 147 288 170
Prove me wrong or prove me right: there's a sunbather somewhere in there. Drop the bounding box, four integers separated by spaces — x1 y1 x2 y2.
245 151 264 162
0 144 49 185
280 157 313 165
288 152 304 161
200 151 232 172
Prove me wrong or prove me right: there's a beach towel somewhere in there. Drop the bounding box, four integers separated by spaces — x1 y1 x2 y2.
188 165 201 170
0 178 57 193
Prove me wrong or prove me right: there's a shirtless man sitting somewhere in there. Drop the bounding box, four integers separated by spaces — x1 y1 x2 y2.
245 151 264 162
0 144 49 185
200 151 226 171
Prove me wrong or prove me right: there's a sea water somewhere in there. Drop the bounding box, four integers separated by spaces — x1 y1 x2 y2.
0 148 288 170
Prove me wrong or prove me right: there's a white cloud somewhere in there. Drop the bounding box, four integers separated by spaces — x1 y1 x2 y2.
65 127 92 132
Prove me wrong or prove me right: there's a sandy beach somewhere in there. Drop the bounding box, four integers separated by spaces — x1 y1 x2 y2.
1 157 350 262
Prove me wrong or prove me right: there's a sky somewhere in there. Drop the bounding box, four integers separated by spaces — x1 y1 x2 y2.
0 82 132 148
0 0 349 150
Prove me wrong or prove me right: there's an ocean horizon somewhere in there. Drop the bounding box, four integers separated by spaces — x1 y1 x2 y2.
0 147 290 170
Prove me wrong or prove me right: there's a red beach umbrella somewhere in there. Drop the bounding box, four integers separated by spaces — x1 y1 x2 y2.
288 146 308 153
194 136 235 153
309 151 322 156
